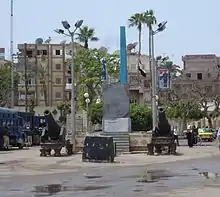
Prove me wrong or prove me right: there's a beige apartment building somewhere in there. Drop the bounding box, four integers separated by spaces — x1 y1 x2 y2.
15 43 81 107
15 43 151 107
127 53 151 104
172 54 220 100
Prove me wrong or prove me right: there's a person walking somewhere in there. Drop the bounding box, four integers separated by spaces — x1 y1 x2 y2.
216 128 220 151
173 128 179 146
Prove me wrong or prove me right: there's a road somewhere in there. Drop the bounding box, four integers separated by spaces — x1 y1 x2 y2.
0 141 219 197
0 155 219 197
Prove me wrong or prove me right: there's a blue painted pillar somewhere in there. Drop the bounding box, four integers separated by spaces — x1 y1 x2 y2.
120 26 128 84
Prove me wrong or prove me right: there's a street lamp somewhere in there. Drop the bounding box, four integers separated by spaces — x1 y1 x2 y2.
150 21 167 130
54 19 83 152
84 93 90 134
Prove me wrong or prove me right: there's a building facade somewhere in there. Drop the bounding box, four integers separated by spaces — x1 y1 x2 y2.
128 53 151 104
16 43 81 107
172 54 220 101
15 43 152 107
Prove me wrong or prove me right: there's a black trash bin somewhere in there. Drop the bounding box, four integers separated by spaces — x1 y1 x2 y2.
82 136 115 162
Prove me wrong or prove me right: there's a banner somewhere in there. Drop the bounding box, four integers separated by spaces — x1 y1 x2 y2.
158 69 171 89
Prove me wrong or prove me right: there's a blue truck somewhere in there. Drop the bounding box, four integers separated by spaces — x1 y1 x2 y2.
0 107 26 149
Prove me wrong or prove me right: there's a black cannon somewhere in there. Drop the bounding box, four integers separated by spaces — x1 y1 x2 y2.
40 110 73 157
148 107 176 155
41 110 65 143
153 107 172 137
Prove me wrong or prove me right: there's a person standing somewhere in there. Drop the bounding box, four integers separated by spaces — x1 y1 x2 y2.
186 130 193 147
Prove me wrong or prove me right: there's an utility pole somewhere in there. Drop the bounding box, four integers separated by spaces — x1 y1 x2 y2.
10 0 14 108
24 43 28 112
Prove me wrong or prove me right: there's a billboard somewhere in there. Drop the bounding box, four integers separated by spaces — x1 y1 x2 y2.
0 48 5 60
158 69 171 89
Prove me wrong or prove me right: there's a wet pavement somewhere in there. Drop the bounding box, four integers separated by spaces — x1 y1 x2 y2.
0 155 220 197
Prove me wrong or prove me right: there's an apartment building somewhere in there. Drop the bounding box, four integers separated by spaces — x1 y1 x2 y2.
127 53 151 104
0 48 6 67
172 54 220 100
16 43 81 107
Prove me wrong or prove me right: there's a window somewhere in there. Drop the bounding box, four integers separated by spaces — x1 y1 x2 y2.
55 50 61 55
26 50 33 57
67 78 72 83
186 73 191 78
130 64 136 69
37 50 41 55
55 64 61 70
55 92 61 98
130 98 137 104
197 73 203 80
144 80 150 88
42 50 47 55
55 78 61 84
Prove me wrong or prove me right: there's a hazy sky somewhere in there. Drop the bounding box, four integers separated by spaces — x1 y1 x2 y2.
1 0 220 65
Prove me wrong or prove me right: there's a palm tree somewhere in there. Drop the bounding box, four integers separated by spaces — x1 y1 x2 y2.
156 56 182 78
144 10 157 79
128 13 146 59
76 26 99 48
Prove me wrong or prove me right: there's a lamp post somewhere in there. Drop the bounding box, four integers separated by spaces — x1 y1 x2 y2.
84 92 90 134
150 21 167 130
54 19 83 152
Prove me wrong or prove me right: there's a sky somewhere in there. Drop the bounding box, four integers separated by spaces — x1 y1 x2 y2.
1 0 220 65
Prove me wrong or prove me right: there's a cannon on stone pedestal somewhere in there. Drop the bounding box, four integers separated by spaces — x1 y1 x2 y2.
147 108 176 155
40 110 73 157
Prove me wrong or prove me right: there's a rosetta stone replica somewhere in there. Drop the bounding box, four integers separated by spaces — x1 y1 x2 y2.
40 110 73 157
147 107 176 155
81 26 129 161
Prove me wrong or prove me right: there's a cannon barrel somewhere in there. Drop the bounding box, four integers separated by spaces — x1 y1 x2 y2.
44 110 61 140
157 107 171 136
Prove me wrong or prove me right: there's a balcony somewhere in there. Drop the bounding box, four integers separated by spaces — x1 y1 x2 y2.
65 83 72 90
18 84 36 92
65 83 77 91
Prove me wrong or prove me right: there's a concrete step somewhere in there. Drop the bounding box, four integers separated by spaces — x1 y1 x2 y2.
101 132 130 154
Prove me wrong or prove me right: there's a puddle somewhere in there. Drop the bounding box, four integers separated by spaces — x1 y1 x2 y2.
71 185 111 191
33 183 112 195
84 173 103 179
33 184 62 195
122 169 190 183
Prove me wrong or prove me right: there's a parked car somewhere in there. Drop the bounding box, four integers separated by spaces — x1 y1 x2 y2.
198 128 214 142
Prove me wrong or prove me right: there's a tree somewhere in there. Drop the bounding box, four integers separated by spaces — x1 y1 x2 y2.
191 81 220 128
88 102 103 125
130 103 152 131
76 26 99 49
0 63 12 106
156 56 182 78
144 9 157 75
38 55 49 106
88 102 152 131
56 101 71 123
72 48 120 108
166 101 203 122
128 13 146 59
